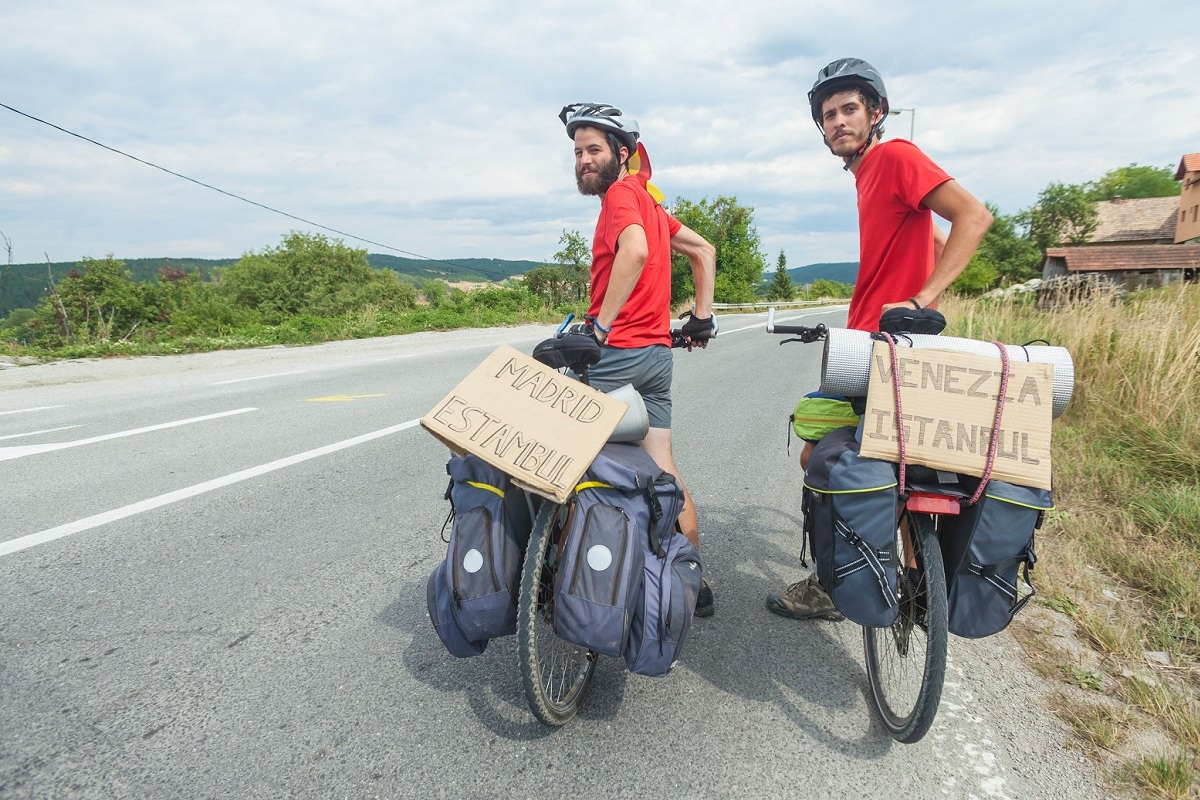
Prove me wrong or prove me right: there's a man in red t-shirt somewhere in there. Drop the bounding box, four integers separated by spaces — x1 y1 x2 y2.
766 60 993 621
560 103 718 615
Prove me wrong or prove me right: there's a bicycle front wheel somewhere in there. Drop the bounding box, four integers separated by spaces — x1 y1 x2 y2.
863 511 948 743
517 499 598 725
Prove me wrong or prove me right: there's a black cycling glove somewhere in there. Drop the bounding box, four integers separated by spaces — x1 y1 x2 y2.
679 311 716 348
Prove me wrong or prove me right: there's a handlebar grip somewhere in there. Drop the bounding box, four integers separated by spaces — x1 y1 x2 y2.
765 307 827 340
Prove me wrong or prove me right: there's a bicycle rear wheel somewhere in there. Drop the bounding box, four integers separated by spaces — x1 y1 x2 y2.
517 499 598 725
863 511 948 743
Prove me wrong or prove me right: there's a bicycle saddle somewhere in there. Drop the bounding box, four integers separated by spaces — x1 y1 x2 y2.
878 306 947 336
532 333 602 371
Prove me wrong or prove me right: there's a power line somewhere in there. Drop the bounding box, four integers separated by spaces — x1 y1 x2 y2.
1 101 524 280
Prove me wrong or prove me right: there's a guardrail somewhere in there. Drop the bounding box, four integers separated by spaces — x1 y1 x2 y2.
711 299 846 311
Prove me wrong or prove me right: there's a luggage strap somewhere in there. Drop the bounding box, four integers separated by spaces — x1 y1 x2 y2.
834 518 897 608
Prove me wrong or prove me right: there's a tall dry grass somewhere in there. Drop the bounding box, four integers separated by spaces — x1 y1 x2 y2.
942 285 1200 796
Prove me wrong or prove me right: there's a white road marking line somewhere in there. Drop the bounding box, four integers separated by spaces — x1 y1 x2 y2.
0 408 257 462
0 425 83 441
0 418 422 557
0 405 67 416
717 306 847 335
212 370 308 385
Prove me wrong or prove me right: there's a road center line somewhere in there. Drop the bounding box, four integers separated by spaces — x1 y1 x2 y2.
0 408 258 462
0 418 423 557
0 405 67 416
0 425 83 441
212 370 308 385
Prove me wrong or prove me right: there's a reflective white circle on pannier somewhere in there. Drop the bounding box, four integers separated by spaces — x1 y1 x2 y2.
463 548 484 573
587 545 613 571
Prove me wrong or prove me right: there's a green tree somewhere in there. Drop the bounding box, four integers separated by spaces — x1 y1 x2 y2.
523 265 571 306
975 203 1043 285
951 252 1000 295
670 196 766 304
1016 182 1098 251
551 229 591 303
810 278 853 299
1086 163 1180 200
765 250 794 300
33 255 148 344
217 231 411 321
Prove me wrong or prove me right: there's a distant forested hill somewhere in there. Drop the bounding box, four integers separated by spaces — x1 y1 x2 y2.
785 261 858 285
0 254 543 318
365 255 540 282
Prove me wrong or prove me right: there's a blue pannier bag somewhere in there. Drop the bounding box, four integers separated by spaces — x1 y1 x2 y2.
554 443 692 663
426 453 531 658
802 426 900 627
624 521 702 677
939 477 1051 638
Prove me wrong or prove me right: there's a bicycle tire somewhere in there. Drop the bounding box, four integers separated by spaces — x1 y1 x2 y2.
517 499 598 725
862 511 948 743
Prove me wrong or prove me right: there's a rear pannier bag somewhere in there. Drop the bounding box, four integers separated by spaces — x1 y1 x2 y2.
554 443 687 659
625 527 702 677
939 478 1051 638
426 454 531 657
802 427 900 627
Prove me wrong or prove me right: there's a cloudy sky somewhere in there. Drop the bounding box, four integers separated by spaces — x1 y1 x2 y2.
2 1 1197 274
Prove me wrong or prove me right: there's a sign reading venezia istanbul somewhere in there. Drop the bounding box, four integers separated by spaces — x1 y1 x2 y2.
858 344 1054 490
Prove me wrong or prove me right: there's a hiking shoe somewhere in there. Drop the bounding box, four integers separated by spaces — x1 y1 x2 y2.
695 580 715 618
766 574 844 621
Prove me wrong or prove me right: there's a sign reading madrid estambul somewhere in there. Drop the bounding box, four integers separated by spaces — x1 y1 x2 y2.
421 345 627 502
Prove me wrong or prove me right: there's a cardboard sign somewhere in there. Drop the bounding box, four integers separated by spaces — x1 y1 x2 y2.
421 345 628 502
858 343 1054 489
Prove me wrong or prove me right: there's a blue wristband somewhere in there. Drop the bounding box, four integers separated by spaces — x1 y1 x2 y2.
590 317 610 335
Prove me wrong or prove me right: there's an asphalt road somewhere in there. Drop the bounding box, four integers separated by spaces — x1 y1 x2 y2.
0 311 1109 799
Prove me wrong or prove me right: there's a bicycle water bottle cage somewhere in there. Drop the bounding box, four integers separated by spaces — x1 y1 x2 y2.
532 333 602 372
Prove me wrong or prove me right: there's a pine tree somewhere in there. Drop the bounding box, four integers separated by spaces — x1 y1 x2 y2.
766 250 794 300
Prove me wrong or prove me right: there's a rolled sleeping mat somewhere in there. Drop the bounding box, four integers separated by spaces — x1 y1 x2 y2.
604 383 650 442
819 328 1075 418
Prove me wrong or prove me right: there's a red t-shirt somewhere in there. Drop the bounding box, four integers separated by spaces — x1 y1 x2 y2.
589 176 682 348
847 139 952 332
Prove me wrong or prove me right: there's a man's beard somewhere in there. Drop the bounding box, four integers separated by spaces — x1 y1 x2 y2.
576 155 622 196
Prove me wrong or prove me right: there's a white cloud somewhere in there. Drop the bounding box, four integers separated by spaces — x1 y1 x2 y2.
1 0 1196 270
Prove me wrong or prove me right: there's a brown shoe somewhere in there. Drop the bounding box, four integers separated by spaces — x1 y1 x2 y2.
766 574 844 621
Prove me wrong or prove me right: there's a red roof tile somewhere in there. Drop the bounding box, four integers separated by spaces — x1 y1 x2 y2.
1176 153 1200 180
1045 244 1200 272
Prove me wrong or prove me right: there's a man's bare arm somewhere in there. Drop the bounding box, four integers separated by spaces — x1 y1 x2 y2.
883 180 992 312
594 224 649 338
669 223 716 318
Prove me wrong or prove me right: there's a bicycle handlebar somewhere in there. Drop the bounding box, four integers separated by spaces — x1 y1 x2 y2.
765 307 827 343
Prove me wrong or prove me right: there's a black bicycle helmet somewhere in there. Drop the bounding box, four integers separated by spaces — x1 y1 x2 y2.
807 58 889 126
559 102 640 152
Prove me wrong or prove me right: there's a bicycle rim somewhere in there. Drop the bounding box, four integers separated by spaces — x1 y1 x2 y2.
863 512 948 743
517 499 598 726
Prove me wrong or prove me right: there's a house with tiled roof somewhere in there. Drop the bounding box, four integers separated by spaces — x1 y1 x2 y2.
1088 196 1178 245
1176 153 1200 243
1041 152 1199 292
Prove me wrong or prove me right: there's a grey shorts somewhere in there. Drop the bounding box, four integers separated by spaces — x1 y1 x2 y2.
576 344 674 428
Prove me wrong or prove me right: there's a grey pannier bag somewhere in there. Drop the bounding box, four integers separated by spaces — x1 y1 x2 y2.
427 453 531 657
802 426 900 627
624 526 702 677
553 443 686 659
939 477 1051 638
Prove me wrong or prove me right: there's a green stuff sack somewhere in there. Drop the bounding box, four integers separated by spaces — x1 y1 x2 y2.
791 393 861 443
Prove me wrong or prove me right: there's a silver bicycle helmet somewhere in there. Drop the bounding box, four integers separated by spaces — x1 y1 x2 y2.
559 102 640 152
807 58 889 125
